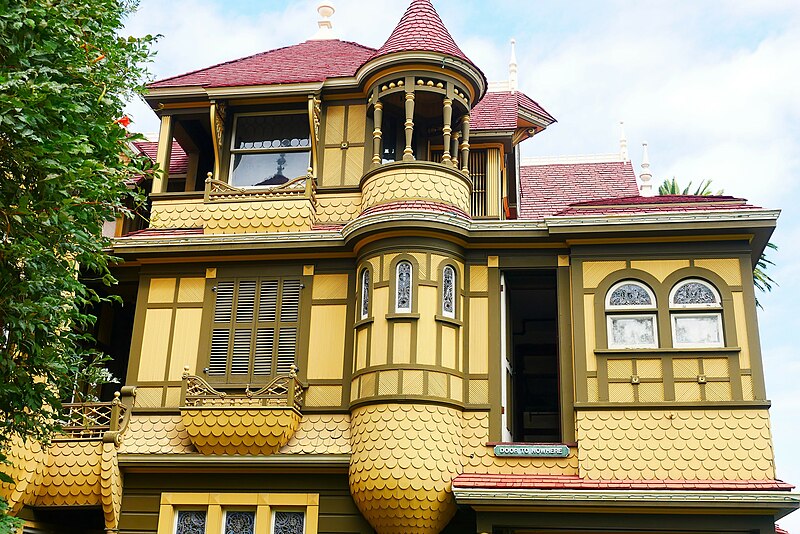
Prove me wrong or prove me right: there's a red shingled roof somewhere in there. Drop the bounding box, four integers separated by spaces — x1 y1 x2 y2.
148 40 376 89
453 474 795 491
374 0 470 63
519 161 640 220
776 527 789 534
472 91 556 131
132 141 188 175
555 194 760 216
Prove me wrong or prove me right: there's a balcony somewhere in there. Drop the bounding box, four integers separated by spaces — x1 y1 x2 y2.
179 369 306 456
0 391 133 530
149 173 317 234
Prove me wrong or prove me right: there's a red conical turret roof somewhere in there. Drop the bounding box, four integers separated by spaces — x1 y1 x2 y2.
374 0 472 63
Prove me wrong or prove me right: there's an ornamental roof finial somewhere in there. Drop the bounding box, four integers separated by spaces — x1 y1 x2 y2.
640 142 654 197
312 2 337 40
619 121 629 162
509 38 518 93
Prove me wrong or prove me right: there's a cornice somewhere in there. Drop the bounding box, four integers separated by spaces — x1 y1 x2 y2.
544 209 781 229
118 453 351 469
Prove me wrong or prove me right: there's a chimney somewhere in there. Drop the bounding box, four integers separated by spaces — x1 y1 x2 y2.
311 2 337 40
640 142 654 196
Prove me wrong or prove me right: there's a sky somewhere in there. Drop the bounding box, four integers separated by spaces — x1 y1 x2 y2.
124 0 800 528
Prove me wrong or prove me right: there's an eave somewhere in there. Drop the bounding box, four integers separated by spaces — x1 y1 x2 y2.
453 488 800 519
119 453 350 471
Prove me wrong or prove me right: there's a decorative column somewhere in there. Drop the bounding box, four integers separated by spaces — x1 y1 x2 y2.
460 115 471 175
451 132 460 169
153 114 173 194
372 101 383 167
403 90 415 161
441 98 453 165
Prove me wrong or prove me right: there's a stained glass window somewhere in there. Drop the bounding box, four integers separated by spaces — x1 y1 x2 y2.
670 280 720 307
396 261 412 313
222 511 255 534
442 266 455 318
607 282 654 308
273 511 305 534
360 269 370 320
175 511 206 534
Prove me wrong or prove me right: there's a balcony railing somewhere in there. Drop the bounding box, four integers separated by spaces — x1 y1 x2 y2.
181 366 305 410
55 392 130 441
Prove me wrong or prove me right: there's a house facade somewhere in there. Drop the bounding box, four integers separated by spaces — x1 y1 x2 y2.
3 1 798 533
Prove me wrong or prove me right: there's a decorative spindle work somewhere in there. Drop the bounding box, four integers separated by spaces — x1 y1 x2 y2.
273 511 304 534
396 261 412 312
176 511 207 534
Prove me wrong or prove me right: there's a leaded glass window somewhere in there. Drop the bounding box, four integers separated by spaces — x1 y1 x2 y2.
442 266 455 318
670 279 723 347
224 511 255 534
360 269 370 320
273 511 305 534
396 261 412 313
175 511 206 534
230 113 311 188
670 279 720 308
606 282 655 308
606 280 657 349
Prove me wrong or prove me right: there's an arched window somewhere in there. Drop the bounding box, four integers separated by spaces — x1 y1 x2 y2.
395 261 412 313
442 265 456 318
669 279 723 347
605 281 658 349
360 269 371 320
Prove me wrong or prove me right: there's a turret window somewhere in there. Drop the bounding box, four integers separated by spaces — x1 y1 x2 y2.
395 261 413 313
360 268 371 320
230 112 311 188
605 281 658 349
442 265 456 318
670 279 723 347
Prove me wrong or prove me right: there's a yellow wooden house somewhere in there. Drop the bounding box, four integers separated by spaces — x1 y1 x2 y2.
3 1 797 533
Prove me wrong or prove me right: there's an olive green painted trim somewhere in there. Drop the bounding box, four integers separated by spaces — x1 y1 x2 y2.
574 400 772 409
118 454 351 468
311 298 350 306
353 317 373 329
351 363 466 379
499 255 559 268
487 263 502 440
739 252 768 400
571 259 588 403
557 265 576 443
349 394 466 411
385 313 420 321
435 315 462 327
298 270 314 385
595 347 742 355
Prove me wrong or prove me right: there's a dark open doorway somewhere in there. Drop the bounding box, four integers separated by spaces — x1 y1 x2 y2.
504 270 561 443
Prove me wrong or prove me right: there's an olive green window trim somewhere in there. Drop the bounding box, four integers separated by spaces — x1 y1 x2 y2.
437 261 463 321
668 278 724 349
202 276 303 386
358 265 372 321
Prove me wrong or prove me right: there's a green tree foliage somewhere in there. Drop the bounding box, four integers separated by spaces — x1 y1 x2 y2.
0 0 155 526
658 179 777 308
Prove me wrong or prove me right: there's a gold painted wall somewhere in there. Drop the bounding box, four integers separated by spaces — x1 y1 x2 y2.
321 104 368 188
576 408 775 481
316 192 363 224
131 276 205 408
360 164 471 214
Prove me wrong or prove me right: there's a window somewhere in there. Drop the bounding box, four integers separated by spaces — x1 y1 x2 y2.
159 493 317 534
272 511 305 534
442 265 456 318
208 277 301 384
230 113 311 188
395 261 412 313
605 281 658 349
360 269 370 320
175 511 206 534
670 279 723 347
223 511 256 534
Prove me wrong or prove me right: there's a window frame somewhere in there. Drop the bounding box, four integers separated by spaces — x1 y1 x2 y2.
158 493 318 534
394 260 413 314
605 280 659 349
359 267 371 321
441 264 457 319
669 278 724 348
228 111 312 188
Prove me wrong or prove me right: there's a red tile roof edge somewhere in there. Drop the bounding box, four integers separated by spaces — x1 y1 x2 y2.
148 39 376 89
568 194 751 207
452 474 795 492
360 200 470 219
121 227 204 238
776 526 790 534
